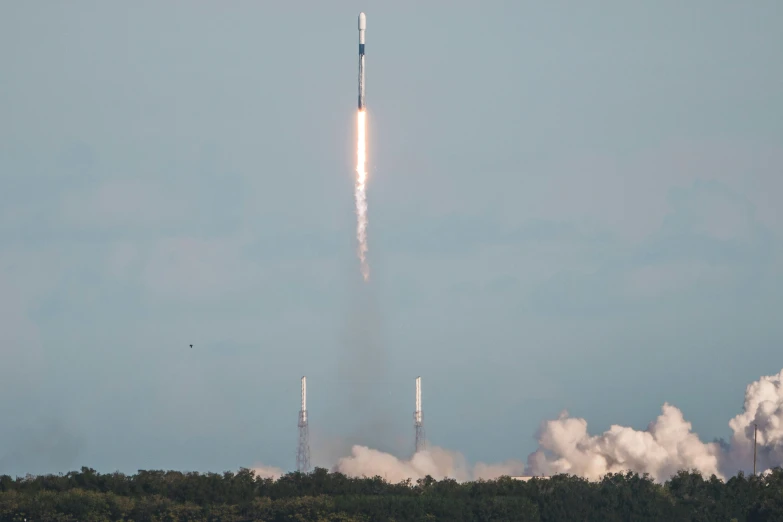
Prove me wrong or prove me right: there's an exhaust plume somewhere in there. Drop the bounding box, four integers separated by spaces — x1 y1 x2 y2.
354 109 369 281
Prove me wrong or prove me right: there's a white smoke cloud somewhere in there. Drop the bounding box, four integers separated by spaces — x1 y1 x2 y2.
526 368 783 482
727 369 783 474
250 464 284 480
333 445 525 483
472 459 528 481
525 404 723 482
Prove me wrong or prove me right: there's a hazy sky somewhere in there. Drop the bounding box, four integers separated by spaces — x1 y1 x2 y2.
1 1 782 476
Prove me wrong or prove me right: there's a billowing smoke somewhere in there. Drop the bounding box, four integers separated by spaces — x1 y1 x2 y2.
322 369 783 484
334 445 525 483
525 404 723 482
526 368 783 482
727 369 783 474
250 464 284 480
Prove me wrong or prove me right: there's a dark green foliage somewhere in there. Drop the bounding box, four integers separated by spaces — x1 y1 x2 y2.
0 466 781 521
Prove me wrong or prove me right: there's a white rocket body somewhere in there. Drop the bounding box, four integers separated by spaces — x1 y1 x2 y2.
358 12 366 110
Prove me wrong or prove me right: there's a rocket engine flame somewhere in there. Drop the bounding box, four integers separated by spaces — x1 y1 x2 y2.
355 109 369 281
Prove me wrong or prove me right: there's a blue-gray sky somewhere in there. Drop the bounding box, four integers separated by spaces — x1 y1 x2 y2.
1 1 782 476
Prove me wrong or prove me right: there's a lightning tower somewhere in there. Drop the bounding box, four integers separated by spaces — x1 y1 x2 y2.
296 376 311 473
414 376 425 453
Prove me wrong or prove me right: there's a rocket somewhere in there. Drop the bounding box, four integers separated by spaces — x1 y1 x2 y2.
358 12 366 110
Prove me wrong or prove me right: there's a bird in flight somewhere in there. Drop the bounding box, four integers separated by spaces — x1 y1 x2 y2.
189 344 193 348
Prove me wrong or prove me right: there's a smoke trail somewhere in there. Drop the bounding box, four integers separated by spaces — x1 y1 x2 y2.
355 109 369 281
329 282 400 458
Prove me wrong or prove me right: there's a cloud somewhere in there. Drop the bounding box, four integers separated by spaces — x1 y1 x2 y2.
139 234 261 301
623 261 733 299
663 180 756 241
524 179 775 316
105 241 141 282
380 213 607 259
59 179 192 230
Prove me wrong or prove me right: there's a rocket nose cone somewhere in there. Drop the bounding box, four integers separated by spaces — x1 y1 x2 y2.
358 12 366 30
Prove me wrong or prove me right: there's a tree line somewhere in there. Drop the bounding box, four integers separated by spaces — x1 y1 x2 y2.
1 466 782 521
